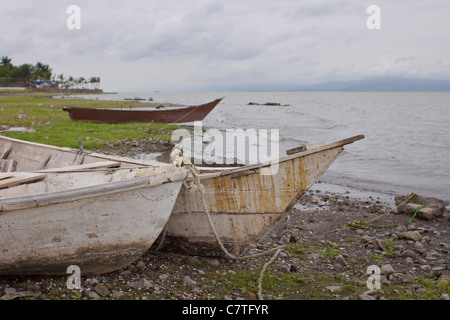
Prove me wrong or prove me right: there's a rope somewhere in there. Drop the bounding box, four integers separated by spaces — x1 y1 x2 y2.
257 248 283 300
152 223 168 252
198 191 285 260
172 146 285 259
343 193 418 230
172 148 286 299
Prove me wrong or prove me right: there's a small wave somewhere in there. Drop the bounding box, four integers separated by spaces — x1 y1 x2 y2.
320 170 450 203
318 124 349 130
283 109 306 117
278 136 309 146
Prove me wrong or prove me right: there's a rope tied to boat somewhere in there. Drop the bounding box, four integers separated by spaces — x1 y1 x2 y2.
343 192 418 230
172 146 285 299
172 146 285 259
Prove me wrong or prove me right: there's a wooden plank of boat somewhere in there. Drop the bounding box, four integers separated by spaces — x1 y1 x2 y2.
37 154 52 170
0 173 14 180
0 172 46 189
37 160 121 172
0 166 187 275
286 145 306 155
159 135 364 257
1 146 12 159
62 98 223 124
0 159 16 172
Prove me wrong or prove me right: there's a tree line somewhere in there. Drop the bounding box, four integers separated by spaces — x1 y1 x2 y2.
0 56 100 89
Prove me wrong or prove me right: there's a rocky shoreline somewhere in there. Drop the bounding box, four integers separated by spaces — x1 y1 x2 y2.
1 138 449 301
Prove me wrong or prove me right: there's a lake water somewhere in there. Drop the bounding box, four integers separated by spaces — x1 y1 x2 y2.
72 91 450 204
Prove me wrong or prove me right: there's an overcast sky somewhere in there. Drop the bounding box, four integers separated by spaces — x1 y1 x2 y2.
1 0 449 92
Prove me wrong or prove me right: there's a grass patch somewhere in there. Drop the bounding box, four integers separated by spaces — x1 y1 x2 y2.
285 243 306 257
0 93 181 150
201 269 260 298
0 89 30 93
196 263 359 300
413 276 450 300
368 254 384 262
318 242 341 259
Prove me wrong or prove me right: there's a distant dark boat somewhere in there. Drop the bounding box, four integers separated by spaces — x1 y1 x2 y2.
123 97 147 101
63 98 223 124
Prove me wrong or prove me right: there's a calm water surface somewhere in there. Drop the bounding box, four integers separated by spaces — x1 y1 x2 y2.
73 91 450 203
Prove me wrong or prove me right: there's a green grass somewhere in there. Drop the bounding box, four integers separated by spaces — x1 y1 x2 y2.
284 243 306 257
318 242 341 259
384 237 398 258
0 89 30 93
0 93 181 150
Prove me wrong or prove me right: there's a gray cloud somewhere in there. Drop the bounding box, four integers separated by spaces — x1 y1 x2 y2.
1 0 449 91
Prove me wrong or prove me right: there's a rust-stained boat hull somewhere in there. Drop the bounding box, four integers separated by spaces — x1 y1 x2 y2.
62 98 223 123
159 135 364 256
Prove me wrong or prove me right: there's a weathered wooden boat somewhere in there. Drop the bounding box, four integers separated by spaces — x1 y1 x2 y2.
0 134 364 258
0 135 162 172
158 135 365 257
0 137 187 275
62 98 223 124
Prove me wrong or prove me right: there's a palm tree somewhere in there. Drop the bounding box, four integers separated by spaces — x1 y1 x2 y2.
94 76 101 89
34 61 52 80
0 56 12 67
78 77 85 89
89 77 95 89
88 76 101 90
67 76 74 89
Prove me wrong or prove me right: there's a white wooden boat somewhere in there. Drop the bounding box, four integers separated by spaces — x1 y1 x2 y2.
1 134 363 258
0 135 163 172
0 138 187 275
160 135 364 256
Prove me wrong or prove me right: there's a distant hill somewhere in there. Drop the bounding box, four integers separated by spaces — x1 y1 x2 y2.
295 78 450 92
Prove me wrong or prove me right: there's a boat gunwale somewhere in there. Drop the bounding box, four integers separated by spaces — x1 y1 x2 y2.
0 134 364 184
61 97 224 113
0 134 164 167
0 134 364 177
194 134 365 180
0 170 185 212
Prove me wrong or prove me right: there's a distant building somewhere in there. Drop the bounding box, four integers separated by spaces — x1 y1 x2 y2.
31 80 58 88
